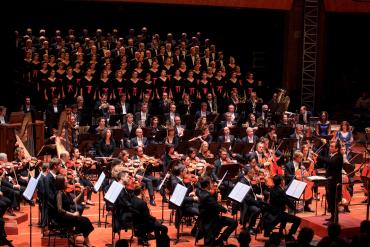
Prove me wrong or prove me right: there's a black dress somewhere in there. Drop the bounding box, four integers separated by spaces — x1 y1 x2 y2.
55 190 94 237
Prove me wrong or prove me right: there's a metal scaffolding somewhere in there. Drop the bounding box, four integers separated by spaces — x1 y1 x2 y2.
301 0 319 111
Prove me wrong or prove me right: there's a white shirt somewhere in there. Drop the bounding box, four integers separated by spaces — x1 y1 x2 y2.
141 112 147 121
170 113 175 124
128 123 132 133
293 161 300 172
0 116 5 124
248 136 254 143
225 135 230 143
137 137 143 146
53 106 58 113
208 101 213 112
201 111 207 117
121 103 127 114
227 121 233 127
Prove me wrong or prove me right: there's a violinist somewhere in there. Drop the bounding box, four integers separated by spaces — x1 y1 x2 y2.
312 140 343 224
53 175 94 247
197 176 237 246
238 166 263 234
132 147 166 206
13 147 32 186
0 153 21 216
246 142 266 166
212 148 235 199
163 144 181 173
70 148 95 206
64 168 87 215
170 165 199 233
197 141 214 160
290 125 304 151
264 175 301 240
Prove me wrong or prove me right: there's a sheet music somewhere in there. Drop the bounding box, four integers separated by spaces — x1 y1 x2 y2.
94 172 106 192
104 181 123 203
169 184 187 207
306 175 327 181
23 177 38 201
218 171 228 188
228 182 251 203
286 179 307 199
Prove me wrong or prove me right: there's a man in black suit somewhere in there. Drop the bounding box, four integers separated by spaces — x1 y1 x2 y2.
122 113 138 147
299 106 311 126
130 185 169 246
217 127 235 145
289 125 304 151
129 128 148 148
212 148 235 199
172 47 185 68
185 47 197 69
314 141 343 223
197 176 237 246
134 103 150 128
21 96 37 118
115 94 130 116
242 127 258 144
164 103 180 126
195 102 210 120
45 97 63 135
264 175 301 240
238 167 263 234
0 189 13 246
143 50 153 71
220 112 237 129
224 104 239 123
156 46 167 66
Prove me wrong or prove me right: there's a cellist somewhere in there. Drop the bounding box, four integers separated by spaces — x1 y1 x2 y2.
285 150 314 212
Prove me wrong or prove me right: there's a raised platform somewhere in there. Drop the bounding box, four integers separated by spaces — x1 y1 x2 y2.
4 211 28 235
301 214 361 238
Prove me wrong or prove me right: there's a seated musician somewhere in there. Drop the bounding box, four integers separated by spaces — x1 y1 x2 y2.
277 113 292 128
257 104 271 128
13 147 40 187
122 113 138 146
131 147 166 206
147 116 164 144
130 128 148 148
70 148 95 205
200 125 213 144
238 166 263 234
196 176 237 246
174 116 185 138
290 125 304 151
245 142 266 166
195 102 210 120
285 150 314 212
113 171 133 233
243 113 259 132
242 127 258 144
96 128 116 164
264 175 301 240
164 103 180 126
95 117 107 136
53 175 94 247
164 126 179 147
212 148 235 199
0 153 21 216
197 141 214 160
220 112 237 128
130 184 169 246
94 93 109 118
224 104 239 123
217 127 235 145
195 116 208 131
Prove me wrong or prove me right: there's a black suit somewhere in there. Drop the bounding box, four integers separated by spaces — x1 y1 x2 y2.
284 161 296 186
238 176 262 228
134 112 150 127
130 137 148 148
195 110 210 120
220 120 237 129
265 185 301 237
197 188 237 245
241 135 258 144
217 135 235 145
115 102 130 115
318 153 343 220
299 111 311 125
122 122 138 139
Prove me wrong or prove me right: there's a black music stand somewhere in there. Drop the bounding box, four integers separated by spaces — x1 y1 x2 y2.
277 138 297 152
255 127 268 138
229 127 245 139
154 130 167 143
218 163 242 181
232 143 254 155
182 129 202 142
181 114 195 129
23 177 39 247
277 127 294 139
175 139 202 154
108 114 124 127
36 144 57 158
145 143 166 158
169 184 189 245
207 113 219 124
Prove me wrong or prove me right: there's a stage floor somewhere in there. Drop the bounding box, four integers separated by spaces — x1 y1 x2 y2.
6 183 368 246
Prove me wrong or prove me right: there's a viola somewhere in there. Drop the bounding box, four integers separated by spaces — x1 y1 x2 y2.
65 183 82 193
183 174 198 184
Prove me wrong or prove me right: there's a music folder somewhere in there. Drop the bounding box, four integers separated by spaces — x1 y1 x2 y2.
23 177 38 201
285 179 307 200
170 184 187 207
228 182 251 203
94 172 106 192
104 181 124 204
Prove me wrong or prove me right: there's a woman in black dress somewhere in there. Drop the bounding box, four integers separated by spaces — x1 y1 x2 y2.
112 70 126 102
96 128 116 159
184 70 198 103
62 66 78 105
127 71 143 113
171 69 184 102
54 175 94 247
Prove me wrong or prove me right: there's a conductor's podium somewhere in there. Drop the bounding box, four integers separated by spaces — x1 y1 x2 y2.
4 211 28 235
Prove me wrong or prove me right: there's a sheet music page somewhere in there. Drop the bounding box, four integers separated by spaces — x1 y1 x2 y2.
94 172 106 192
228 182 251 203
286 179 307 199
170 184 187 206
306 175 327 181
23 177 38 201
104 181 123 203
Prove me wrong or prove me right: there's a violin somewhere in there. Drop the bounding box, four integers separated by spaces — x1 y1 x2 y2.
65 183 83 193
183 173 198 184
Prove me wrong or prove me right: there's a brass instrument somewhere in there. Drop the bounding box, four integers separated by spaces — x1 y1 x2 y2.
276 88 290 112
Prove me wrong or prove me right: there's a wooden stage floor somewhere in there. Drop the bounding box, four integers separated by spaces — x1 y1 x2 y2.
6 183 369 246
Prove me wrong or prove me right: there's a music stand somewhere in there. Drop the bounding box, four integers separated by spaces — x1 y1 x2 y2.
207 113 219 125
255 127 268 138
285 179 307 215
94 172 106 227
36 144 57 158
169 184 189 245
23 177 40 247
277 127 294 139
232 143 254 155
230 127 245 139
277 138 297 152
108 114 124 127
145 143 166 158
306 176 327 216
218 162 242 181
181 114 195 129
154 130 167 143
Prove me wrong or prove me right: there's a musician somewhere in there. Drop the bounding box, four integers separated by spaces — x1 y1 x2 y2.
135 103 150 128
95 117 107 136
314 140 343 223
0 153 21 216
158 92 171 113
174 116 185 138
224 104 239 123
264 175 301 240
130 128 148 148
335 121 353 150
290 125 304 151
94 93 109 118
96 128 116 161
246 92 261 115
239 166 263 234
130 184 169 246
316 111 331 137
195 116 208 131
0 187 13 246
0 106 7 124
178 93 192 115
277 113 292 128
200 126 213 144
197 176 237 246
198 141 214 160
246 142 266 166
212 148 235 199
53 175 94 247
220 112 237 129
21 96 37 116
244 113 259 131
164 126 179 147
45 97 63 136
242 127 258 145
115 94 130 116
195 102 210 120
257 104 271 128
122 113 137 143
206 93 217 113
217 127 236 145
13 147 32 187
299 106 311 125
170 165 199 232
132 147 166 206
164 103 180 126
